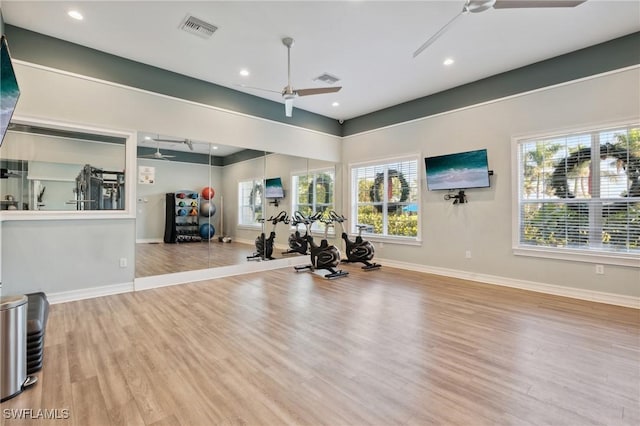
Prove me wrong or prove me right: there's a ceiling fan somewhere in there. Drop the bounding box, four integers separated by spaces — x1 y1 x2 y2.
413 0 587 58
242 37 342 117
151 136 194 151
140 142 176 161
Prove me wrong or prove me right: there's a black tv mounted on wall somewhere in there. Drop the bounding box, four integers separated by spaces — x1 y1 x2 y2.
0 35 20 147
265 176 285 206
425 149 492 204
425 148 491 190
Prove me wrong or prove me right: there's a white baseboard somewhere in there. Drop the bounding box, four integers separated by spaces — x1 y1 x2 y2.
48 282 134 304
134 255 309 291
379 258 640 309
136 238 163 244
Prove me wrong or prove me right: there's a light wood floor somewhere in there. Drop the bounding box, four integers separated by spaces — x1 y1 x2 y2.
135 241 260 277
2 266 638 425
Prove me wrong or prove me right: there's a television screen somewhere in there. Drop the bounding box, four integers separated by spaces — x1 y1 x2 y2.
265 177 285 198
0 36 20 146
425 149 490 190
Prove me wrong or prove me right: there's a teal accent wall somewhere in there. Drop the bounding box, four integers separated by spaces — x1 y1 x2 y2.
4 25 342 136
343 32 640 136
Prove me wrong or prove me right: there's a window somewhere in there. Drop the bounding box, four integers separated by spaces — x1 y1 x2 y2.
515 123 639 266
292 169 335 215
350 157 419 240
291 169 335 231
238 179 262 227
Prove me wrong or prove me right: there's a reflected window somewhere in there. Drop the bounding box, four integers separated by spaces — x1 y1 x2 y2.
292 168 335 232
0 124 126 211
238 178 262 227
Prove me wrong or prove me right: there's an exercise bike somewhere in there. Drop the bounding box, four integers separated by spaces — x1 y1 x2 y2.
282 211 309 256
247 210 288 261
330 211 381 271
294 212 349 279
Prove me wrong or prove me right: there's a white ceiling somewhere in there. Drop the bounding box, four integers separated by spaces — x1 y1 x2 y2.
2 0 639 123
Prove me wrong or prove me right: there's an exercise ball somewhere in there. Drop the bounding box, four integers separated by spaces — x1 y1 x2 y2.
200 201 216 217
199 223 215 240
178 208 187 216
177 193 186 199
201 187 215 200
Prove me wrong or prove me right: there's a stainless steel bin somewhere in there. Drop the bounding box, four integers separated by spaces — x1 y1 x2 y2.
1 295 36 402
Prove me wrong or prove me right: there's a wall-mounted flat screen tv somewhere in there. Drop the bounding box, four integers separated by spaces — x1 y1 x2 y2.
1 36 20 146
264 177 285 198
425 148 490 190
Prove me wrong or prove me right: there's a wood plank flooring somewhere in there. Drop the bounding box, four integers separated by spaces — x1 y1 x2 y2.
135 241 257 277
2 266 638 425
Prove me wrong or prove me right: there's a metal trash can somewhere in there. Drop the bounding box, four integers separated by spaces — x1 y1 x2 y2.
1 295 37 402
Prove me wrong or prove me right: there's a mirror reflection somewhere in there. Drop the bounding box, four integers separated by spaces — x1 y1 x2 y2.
134 133 340 279
0 124 127 211
134 133 264 277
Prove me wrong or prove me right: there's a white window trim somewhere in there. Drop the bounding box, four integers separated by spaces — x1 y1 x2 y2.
511 120 640 268
348 153 422 244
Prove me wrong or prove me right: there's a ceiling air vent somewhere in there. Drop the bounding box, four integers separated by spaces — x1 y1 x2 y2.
313 73 341 85
180 15 218 39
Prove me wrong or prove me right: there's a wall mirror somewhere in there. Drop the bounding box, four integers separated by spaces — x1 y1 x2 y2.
0 122 129 214
134 132 340 279
135 132 266 278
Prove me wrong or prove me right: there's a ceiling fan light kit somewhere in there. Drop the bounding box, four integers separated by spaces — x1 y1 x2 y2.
413 0 587 58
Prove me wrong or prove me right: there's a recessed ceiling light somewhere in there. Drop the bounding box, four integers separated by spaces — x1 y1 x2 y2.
212 146 219 150
332 102 340 107
239 69 250 77
68 10 83 20
443 58 455 66
144 136 151 140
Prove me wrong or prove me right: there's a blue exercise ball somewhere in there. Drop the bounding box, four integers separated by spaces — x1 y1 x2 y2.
199 223 215 240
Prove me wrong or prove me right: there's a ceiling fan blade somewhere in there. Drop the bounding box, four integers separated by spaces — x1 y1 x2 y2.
296 87 342 97
285 98 294 117
493 0 586 8
413 10 465 58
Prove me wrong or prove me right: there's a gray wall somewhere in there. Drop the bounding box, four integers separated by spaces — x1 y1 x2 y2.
136 158 222 241
342 68 640 297
1 219 135 295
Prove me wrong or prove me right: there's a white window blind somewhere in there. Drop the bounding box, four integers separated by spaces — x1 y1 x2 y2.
516 124 640 263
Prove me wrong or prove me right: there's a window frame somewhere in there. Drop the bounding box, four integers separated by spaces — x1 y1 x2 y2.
237 177 263 229
348 154 422 245
511 120 640 268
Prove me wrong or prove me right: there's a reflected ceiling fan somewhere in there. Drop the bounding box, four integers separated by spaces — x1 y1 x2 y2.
413 0 587 58
151 136 194 151
140 142 176 161
242 37 342 117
